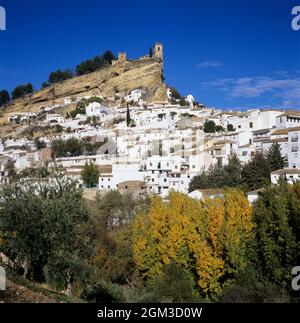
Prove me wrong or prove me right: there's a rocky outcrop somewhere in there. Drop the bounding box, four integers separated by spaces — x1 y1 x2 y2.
3 58 167 117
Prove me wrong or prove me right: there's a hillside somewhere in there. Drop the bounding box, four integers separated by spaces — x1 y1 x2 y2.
1 57 167 124
0 269 82 303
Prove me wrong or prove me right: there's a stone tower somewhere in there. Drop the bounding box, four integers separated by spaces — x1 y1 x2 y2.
118 52 127 62
154 43 163 63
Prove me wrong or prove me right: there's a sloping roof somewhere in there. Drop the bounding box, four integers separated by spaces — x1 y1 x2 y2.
272 169 300 175
288 126 300 132
99 165 112 174
263 138 288 144
247 188 266 195
271 128 289 135
239 143 253 148
279 110 300 117
272 127 300 135
252 128 272 135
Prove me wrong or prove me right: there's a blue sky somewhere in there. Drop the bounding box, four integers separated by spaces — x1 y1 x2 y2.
0 0 299 109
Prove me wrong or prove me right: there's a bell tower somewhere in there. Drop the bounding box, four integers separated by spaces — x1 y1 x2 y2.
154 43 163 63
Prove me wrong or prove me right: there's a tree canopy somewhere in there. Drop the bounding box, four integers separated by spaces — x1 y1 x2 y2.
81 162 100 188
48 69 74 84
189 154 243 192
52 137 104 158
266 142 286 172
0 173 89 289
132 190 254 299
11 83 34 100
76 51 116 76
0 90 10 107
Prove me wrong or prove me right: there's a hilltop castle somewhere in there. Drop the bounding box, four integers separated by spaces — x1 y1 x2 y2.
112 43 164 65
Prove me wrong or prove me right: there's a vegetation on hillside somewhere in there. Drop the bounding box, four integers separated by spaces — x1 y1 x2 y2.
189 144 286 192
51 137 105 158
1 173 299 303
11 83 34 100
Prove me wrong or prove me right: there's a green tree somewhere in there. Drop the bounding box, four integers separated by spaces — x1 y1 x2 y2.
215 125 225 132
189 154 242 192
35 138 47 150
41 82 50 89
102 50 116 63
241 153 271 191
11 83 34 100
224 154 243 187
135 262 200 303
149 47 153 58
253 182 298 286
0 174 89 290
81 280 125 303
227 124 235 132
76 51 115 76
48 69 74 84
266 142 286 172
81 162 100 188
126 106 131 127
5 159 16 179
0 90 10 107
204 120 216 133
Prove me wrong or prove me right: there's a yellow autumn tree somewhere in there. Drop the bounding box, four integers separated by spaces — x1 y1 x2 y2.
223 189 254 276
132 190 255 299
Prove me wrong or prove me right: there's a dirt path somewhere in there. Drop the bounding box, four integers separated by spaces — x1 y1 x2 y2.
0 279 59 303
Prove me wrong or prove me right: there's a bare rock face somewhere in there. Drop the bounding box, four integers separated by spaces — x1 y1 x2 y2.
4 58 167 116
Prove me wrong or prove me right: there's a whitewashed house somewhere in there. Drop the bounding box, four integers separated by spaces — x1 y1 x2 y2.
46 113 65 124
288 127 300 169
188 189 224 200
276 111 300 129
125 89 145 103
271 169 300 185
99 163 145 191
86 102 109 118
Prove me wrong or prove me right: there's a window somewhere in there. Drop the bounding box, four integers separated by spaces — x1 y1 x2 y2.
249 122 253 129
238 125 241 129
242 151 247 156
